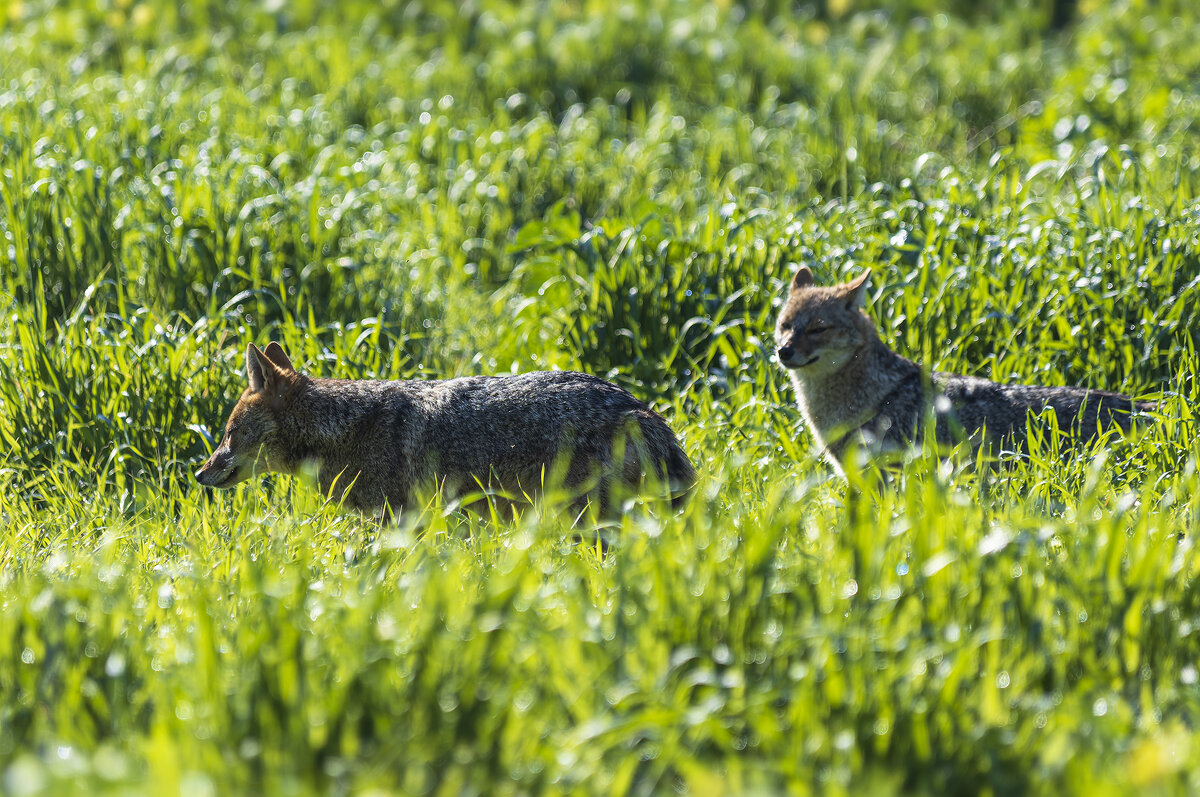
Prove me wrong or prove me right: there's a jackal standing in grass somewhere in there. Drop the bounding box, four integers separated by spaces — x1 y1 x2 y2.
196 343 695 515
774 267 1156 474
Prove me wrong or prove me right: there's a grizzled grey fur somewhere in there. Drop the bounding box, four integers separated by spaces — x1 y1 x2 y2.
196 343 695 515
774 267 1155 474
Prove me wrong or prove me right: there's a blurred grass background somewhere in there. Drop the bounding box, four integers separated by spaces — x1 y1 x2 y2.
2 0 1200 793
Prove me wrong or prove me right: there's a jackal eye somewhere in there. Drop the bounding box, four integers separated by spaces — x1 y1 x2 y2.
806 324 830 334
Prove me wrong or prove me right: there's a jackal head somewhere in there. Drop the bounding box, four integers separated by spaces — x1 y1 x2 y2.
195 342 299 489
775 267 874 376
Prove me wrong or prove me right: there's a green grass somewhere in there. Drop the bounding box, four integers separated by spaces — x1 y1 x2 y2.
3 0 1200 793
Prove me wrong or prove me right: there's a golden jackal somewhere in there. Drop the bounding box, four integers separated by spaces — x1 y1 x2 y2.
196 342 695 514
774 267 1155 474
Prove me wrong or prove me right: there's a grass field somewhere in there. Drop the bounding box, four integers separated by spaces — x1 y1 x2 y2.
3 0 1200 793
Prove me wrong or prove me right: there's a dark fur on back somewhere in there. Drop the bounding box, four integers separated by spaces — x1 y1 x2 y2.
825 365 1154 465
196 345 695 516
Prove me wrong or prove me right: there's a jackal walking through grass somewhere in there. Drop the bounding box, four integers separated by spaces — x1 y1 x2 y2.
774 268 1156 474
196 343 695 516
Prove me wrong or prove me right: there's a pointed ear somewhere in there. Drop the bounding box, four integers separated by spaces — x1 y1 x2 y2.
246 344 277 393
844 270 871 308
790 266 814 293
262 341 295 372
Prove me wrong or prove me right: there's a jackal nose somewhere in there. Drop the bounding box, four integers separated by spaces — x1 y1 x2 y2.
777 346 795 362
195 464 220 486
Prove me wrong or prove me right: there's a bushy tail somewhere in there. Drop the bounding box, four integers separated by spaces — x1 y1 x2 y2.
663 439 697 508
631 409 697 508
1100 393 1159 430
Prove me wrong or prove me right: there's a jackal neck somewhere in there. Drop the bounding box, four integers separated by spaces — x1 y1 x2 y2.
789 336 920 442
274 377 395 469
